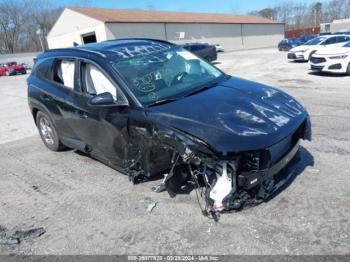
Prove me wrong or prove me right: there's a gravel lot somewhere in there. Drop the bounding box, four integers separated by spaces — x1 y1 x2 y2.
0 48 349 255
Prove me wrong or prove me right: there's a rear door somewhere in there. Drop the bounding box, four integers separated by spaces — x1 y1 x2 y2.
29 57 78 140
64 59 130 167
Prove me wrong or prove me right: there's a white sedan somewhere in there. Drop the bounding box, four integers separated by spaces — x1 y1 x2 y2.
309 41 350 75
287 35 350 61
214 44 224 52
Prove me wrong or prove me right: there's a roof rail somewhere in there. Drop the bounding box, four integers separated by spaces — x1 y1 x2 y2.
42 47 106 58
106 38 175 46
75 47 107 58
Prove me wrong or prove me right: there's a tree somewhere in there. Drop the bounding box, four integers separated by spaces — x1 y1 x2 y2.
312 2 322 26
0 0 25 53
0 0 81 53
323 0 350 22
23 0 62 51
258 8 277 20
249 0 350 30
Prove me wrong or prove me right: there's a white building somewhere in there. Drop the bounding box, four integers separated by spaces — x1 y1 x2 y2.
47 7 285 51
321 18 350 33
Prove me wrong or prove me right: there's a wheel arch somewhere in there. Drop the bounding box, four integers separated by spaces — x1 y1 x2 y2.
32 107 39 123
29 101 56 127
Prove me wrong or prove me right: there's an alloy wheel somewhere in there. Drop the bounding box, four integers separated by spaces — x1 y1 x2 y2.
39 117 55 145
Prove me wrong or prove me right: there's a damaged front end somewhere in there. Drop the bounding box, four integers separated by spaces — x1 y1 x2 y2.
129 116 311 219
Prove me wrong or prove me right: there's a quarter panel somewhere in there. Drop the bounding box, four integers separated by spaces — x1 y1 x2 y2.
27 75 79 139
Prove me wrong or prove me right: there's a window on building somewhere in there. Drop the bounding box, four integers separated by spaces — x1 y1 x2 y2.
82 32 97 44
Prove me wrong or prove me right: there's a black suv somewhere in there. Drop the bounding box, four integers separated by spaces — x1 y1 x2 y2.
181 43 217 62
28 39 311 215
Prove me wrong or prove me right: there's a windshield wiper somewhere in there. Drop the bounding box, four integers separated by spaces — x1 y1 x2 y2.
148 80 222 107
183 82 218 98
148 98 178 107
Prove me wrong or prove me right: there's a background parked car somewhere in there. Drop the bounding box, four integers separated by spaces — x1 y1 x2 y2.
287 35 350 61
214 44 224 52
20 63 32 70
278 38 302 51
181 43 217 62
309 41 350 75
333 31 350 35
318 32 333 36
298 34 317 44
0 61 26 76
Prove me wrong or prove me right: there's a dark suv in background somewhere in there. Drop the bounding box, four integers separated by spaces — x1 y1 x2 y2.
278 38 302 51
181 43 217 62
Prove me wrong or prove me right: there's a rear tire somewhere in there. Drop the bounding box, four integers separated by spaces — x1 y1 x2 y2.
36 111 66 151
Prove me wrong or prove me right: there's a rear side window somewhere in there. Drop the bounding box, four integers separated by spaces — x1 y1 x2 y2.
52 59 75 89
324 37 337 45
337 36 350 43
35 59 53 80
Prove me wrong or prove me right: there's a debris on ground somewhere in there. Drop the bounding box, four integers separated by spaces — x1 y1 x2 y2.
0 225 46 245
307 168 320 174
147 202 158 213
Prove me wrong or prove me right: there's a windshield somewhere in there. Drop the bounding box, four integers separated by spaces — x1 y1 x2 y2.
111 46 223 106
304 37 326 45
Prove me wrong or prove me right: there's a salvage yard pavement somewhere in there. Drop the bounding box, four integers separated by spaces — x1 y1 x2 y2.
0 48 349 255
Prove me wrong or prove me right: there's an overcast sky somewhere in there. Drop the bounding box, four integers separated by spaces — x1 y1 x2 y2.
61 0 321 14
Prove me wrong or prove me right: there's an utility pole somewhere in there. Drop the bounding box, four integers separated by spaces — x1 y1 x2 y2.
36 28 44 52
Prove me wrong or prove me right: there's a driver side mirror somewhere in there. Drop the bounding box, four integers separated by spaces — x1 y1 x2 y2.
88 92 128 107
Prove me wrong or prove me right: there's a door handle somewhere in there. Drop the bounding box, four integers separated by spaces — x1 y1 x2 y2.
40 94 52 102
77 110 88 119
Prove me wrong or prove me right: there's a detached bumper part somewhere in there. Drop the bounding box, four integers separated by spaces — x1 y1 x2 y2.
209 162 236 211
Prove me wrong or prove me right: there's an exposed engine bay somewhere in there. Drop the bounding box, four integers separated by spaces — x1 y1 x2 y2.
126 116 311 220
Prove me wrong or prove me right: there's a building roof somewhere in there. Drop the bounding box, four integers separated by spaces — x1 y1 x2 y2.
70 7 282 24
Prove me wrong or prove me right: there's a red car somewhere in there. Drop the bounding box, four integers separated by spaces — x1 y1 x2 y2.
0 62 26 76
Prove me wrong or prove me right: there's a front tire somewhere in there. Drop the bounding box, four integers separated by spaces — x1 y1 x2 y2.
347 63 350 76
36 111 66 151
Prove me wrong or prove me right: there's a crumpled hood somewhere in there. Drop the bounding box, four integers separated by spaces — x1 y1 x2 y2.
147 77 308 153
315 46 350 56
